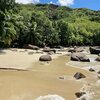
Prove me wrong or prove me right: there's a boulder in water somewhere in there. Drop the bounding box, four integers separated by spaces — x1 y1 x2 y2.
97 71 100 74
68 47 84 53
89 47 100 54
71 53 90 62
23 44 39 50
71 53 79 61
74 72 86 79
89 68 95 72
75 92 86 98
43 47 56 53
68 48 76 53
39 55 52 61
95 56 100 61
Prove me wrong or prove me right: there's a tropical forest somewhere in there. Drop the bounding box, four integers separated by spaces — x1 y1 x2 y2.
0 0 100 48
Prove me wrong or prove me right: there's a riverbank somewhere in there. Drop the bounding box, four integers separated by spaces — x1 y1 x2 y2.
0 48 67 70
0 49 96 100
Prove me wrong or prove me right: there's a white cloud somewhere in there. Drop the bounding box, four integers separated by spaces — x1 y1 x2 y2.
49 1 55 4
58 0 74 6
15 0 40 4
49 1 53 4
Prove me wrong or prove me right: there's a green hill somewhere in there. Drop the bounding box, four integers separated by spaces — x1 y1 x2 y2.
0 2 100 47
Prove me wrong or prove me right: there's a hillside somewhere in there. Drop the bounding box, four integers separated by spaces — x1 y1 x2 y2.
0 2 100 47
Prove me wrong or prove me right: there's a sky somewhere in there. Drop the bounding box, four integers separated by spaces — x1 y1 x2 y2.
15 0 100 10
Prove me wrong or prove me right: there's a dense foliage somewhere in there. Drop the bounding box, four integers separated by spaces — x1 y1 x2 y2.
0 2 100 47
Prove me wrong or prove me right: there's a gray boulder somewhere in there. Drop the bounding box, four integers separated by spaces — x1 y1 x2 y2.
39 55 52 61
68 47 84 53
75 92 86 98
95 56 100 61
71 53 79 61
23 44 39 50
74 72 86 79
71 53 90 62
43 47 56 53
89 47 100 54
89 68 95 72
97 71 100 74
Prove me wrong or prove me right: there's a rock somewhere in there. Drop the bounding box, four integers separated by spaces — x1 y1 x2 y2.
79 55 90 62
59 76 65 80
74 72 86 79
76 48 84 52
75 92 86 98
0 50 6 54
43 47 50 51
39 55 52 61
48 51 55 55
80 98 86 100
97 71 100 74
43 47 56 53
95 56 100 61
68 47 84 53
98 75 100 79
68 48 76 53
71 53 79 61
89 68 95 72
28 52 34 55
71 53 90 62
23 44 39 50
53 45 64 49
89 47 100 54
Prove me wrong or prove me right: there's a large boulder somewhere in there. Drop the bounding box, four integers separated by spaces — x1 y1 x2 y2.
95 56 100 61
71 53 90 62
71 53 79 61
23 44 39 50
39 55 52 61
89 47 100 54
74 72 86 79
68 47 84 53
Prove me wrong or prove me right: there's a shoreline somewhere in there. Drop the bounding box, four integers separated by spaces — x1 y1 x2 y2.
0 48 97 100
0 48 67 70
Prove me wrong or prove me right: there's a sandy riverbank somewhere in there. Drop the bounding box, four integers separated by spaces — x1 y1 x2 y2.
0 49 96 100
0 48 67 70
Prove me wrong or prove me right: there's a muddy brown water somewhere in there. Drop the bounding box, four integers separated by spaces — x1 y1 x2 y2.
0 55 96 100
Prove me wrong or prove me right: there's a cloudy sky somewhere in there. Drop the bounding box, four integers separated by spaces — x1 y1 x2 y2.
15 0 100 10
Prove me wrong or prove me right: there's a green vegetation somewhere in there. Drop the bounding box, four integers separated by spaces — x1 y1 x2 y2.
0 1 100 48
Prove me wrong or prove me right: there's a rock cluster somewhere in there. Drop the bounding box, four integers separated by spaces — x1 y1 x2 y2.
71 53 90 62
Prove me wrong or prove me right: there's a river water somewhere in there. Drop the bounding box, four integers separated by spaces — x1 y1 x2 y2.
0 50 99 100
68 53 100 100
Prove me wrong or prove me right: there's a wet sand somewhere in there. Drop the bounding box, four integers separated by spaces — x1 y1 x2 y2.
0 50 95 100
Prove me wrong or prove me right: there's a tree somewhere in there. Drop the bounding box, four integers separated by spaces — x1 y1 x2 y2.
0 0 15 11
0 11 16 46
